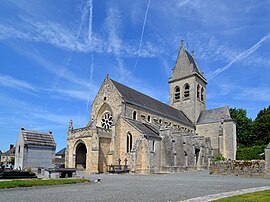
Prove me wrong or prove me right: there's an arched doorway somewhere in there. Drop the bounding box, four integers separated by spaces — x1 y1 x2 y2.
75 143 87 170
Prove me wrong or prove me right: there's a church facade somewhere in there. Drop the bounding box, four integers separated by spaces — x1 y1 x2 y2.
65 43 237 173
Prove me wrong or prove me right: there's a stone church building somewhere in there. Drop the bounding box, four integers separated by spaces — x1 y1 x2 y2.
65 43 237 173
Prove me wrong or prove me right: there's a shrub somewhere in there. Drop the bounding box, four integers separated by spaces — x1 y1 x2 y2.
213 154 226 162
236 145 266 160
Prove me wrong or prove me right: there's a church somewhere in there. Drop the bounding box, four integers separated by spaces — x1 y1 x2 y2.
65 42 237 173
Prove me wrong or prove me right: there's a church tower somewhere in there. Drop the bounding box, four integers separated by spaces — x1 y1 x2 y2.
169 41 207 123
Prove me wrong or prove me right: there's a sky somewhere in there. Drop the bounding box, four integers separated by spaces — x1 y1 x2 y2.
0 0 270 151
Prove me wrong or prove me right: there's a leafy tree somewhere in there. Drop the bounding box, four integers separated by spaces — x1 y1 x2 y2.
252 106 270 145
229 108 253 147
236 145 266 160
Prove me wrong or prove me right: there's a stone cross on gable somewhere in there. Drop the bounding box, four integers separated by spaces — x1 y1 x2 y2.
69 119 73 131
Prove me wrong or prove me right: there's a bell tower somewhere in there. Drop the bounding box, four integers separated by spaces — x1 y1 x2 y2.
169 41 207 123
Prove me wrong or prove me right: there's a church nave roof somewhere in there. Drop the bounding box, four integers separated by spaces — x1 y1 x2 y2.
110 79 194 127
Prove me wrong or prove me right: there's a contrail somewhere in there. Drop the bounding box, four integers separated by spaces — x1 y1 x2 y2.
88 0 94 81
88 0 93 42
86 0 94 111
86 54 94 111
207 33 270 81
55 0 92 87
90 54 94 80
132 0 151 73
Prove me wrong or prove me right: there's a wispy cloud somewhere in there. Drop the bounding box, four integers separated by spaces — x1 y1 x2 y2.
0 93 88 129
234 87 270 102
183 34 238 62
0 74 38 92
56 0 94 87
104 7 132 81
176 0 202 9
0 71 97 102
9 43 96 88
207 33 270 80
48 88 94 102
0 15 160 58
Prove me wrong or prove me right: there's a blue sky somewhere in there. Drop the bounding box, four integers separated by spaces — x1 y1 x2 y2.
1 0 270 151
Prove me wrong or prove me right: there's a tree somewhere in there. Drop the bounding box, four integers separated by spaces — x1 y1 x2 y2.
229 108 253 147
252 105 270 145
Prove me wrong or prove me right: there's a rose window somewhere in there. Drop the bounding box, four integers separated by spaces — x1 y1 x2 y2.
101 112 113 129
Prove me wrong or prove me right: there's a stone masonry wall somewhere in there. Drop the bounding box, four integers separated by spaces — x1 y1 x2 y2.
170 76 205 123
196 122 220 156
210 160 266 177
114 117 142 167
196 120 236 160
223 120 237 160
159 129 211 172
89 77 123 127
125 104 195 132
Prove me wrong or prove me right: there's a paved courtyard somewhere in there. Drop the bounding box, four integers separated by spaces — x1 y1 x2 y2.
1 171 270 202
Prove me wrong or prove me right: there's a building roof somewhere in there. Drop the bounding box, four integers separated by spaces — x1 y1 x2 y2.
197 107 232 124
170 43 206 83
126 119 161 139
185 50 199 72
56 148 66 156
2 147 15 156
21 129 56 148
110 79 194 127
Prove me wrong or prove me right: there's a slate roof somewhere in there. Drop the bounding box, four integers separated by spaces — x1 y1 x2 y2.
110 79 194 127
56 148 66 156
126 119 161 139
3 147 15 156
185 50 199 72
21 130 56 148
197 107 232 124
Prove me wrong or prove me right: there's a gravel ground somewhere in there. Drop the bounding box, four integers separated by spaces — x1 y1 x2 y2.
0 171 270 202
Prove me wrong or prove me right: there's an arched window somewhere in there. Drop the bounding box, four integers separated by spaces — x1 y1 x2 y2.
147 115 151 122
174 86 180 100
18 146 20 153
201 87 204 102
197 84 200 99
184 84 190 98
126 133 133 153
132 111 137 120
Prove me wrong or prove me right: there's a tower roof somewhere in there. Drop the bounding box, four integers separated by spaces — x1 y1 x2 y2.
170 42 205 82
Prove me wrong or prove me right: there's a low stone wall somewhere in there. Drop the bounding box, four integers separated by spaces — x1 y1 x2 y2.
210 160 266 177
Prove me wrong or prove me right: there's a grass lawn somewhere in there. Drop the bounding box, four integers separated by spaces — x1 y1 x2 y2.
0 178 89 189
213 189 270 202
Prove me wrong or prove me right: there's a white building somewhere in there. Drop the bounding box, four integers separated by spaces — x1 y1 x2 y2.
15 128 56 169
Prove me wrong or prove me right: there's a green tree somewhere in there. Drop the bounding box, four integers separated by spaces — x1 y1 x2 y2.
252 105 270 145
229 108 253 147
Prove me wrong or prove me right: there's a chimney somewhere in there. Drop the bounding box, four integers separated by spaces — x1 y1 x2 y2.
10 144 14 150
